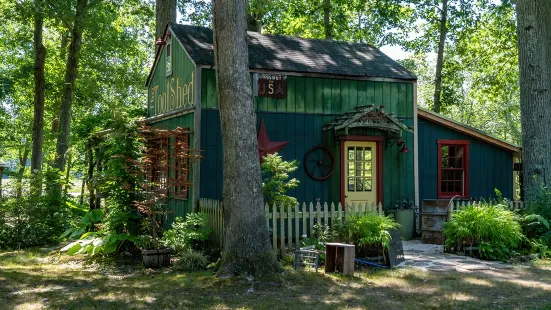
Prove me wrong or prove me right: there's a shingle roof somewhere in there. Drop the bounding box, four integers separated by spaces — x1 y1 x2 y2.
169 23 417 81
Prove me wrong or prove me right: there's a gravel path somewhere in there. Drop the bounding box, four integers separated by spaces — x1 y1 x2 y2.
398 240 516 272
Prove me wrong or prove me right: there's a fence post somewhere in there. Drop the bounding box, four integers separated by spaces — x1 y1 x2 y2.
302 202 307 239
272 203 277 252
287 203 292 250
309 202 314 234
279 203 285 253
323 202 329 227
294 203 299 250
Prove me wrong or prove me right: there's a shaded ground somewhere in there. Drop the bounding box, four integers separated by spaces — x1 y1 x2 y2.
400 240 515 272
1 247 550 310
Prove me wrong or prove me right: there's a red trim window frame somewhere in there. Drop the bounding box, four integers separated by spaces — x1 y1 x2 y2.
437 140 470 199
174 130 190 200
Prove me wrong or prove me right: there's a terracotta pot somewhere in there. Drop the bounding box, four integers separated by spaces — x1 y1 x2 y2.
141 248 172 268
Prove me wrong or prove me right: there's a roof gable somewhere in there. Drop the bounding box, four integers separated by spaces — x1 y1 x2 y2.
169 24 417 81
417 107 520 155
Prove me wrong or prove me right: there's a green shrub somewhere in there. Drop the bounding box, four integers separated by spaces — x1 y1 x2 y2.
59 209 136 256
162 213 211 253
174 249 209 271
0 190 83 250
335 212 399 250
261 153 299 208
443 203 524 260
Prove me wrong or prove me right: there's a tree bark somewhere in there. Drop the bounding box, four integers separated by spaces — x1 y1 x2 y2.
63 151 72 196
323 0 332 40
247 14 262 32
156 0 176 39
31 0 46 185
516 0 551 196
53 0 89 176
87 140 95 210
213 0 280 276
17 144 30 198
432 0 448 113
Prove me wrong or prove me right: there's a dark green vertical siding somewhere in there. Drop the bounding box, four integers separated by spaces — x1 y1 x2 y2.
151 113 195 223
199 69 415 209
418 117 514 207
148 34 196 117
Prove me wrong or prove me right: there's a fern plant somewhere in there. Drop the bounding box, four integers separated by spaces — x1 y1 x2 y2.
336 212 399 250
443 203 524 260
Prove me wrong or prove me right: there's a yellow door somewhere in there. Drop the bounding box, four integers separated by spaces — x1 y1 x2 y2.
344 141 377 205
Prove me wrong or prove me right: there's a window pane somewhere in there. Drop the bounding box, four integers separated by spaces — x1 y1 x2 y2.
348 178 355 191
356 177 364 191
441 181 447 193
356 148 363 161
442 170 448 181
364 149 372 161
348 147 355 160
454 181 462 193
365 178 372 191
348 162 355 177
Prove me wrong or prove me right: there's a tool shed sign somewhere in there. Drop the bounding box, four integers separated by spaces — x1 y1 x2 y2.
254 73 287 99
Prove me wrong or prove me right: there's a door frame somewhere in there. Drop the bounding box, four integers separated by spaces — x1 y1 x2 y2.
340 136 384 207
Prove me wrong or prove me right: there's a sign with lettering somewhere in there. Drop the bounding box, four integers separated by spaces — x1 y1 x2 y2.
254 73 287 99
150 71 194 116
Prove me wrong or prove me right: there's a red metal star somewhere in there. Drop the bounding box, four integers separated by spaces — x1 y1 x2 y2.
257 119 289 161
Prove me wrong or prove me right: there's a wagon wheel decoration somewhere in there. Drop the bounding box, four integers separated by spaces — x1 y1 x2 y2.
304 146 334 181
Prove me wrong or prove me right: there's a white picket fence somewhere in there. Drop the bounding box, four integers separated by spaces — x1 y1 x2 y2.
199 199 383 252
450 200 525 220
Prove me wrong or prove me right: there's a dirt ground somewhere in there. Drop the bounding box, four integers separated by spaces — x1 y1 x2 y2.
1 247 550 310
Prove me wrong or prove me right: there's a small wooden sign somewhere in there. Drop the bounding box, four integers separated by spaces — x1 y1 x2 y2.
255 73 287 99
387 228 405 267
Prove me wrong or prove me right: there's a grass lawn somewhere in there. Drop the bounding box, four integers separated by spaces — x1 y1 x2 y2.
1 248 550 310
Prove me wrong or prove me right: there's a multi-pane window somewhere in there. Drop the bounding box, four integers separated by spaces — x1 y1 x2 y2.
174 133 190 199
347 146 373 192
438 140 470 198
146 137 171 195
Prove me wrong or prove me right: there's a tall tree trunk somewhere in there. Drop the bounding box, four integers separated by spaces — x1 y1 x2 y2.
247 14 261 32
213 0 280 276
516 0 551 196
432 0 448 113
31 0 46 188
63 151 72 196
156 0 176 39
323 0 332 39
53 0 88 177
17 144 30 198
87 140 95 210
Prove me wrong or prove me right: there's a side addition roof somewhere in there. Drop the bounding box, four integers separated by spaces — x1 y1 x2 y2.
417 107 521 155
167 24 417 81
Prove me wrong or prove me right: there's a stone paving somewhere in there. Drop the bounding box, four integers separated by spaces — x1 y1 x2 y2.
397 240 516 272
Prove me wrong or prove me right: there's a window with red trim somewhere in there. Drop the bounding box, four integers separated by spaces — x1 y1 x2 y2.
437 140 470 198
174 132 190 199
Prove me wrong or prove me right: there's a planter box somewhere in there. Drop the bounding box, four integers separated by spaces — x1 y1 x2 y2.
142 248 172 268
395 209 414 241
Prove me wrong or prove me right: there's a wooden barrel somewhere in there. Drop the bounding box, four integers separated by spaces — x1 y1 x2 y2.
421 199 450 244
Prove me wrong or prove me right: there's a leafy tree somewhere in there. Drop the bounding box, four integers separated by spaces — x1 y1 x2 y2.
261 153 299 208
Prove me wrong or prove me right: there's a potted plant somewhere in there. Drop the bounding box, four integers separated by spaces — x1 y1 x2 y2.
389 199 416 241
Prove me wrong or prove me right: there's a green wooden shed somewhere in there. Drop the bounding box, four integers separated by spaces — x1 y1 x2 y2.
143 23 520 226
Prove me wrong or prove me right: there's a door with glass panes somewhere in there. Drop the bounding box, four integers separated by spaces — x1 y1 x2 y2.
344 141 377 205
